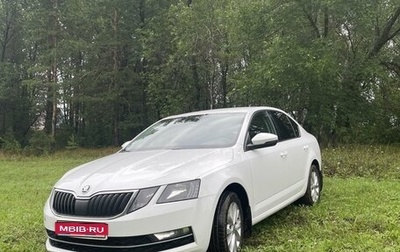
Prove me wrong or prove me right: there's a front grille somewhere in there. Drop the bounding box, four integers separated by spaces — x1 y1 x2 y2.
53 191 76 215
52 190 133 217
47 229 195 252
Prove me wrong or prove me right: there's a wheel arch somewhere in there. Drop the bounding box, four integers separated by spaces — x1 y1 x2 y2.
222 183 252 237
311 159 323 191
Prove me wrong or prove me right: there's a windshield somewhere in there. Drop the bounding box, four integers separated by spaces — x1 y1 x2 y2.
125 112 246 151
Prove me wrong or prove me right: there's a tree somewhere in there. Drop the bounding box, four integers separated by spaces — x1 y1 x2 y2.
1 0 400 148
230 0 400 145
0 0 33 143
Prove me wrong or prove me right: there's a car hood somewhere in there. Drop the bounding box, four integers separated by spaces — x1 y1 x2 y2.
54 148 234 197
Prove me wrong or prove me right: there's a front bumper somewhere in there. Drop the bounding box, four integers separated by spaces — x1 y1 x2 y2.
45 230 196 252
44 194 215 252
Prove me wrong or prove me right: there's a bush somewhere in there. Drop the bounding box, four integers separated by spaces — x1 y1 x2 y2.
66 135 80 150
0 129 22 154
322 145 400 179
26 131 55 156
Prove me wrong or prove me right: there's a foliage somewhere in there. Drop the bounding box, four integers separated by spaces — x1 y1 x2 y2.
25 130 55 156
66 134 79 150
323 145 400 179
0 129 21 154
0 0 400 147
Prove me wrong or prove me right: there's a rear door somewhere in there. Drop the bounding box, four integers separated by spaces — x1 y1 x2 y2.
268 110 307 191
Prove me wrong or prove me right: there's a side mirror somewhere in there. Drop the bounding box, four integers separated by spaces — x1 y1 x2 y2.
121 141 131 149
247 133 278 151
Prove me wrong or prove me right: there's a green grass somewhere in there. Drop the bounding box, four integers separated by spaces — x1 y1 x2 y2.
0 148 118 251
0 146 399 251
322 145 400 179
243 178 400 251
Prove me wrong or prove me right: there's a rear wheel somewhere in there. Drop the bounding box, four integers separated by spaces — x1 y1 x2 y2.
299 164 321 206
208 192 244 252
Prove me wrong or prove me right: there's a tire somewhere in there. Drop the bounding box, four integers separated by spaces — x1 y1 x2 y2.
208 192 244 252
299 164 322 206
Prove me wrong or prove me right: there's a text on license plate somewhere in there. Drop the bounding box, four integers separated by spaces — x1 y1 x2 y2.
55 222 108 238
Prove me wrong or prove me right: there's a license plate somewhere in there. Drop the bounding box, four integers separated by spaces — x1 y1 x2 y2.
55 222 109 239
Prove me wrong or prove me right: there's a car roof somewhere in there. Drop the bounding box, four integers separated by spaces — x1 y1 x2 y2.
164 106 282 119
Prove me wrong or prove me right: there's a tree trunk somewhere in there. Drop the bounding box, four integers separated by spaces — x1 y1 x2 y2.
112 7 120 146
368 6 400 58
49 0 59 139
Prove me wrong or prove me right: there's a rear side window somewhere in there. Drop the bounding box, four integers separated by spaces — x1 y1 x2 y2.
268 111 300 141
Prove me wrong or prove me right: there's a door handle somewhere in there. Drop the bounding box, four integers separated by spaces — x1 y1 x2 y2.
280 151 288 158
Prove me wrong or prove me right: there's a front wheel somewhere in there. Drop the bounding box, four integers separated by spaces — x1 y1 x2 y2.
208 191 244 252
299 164 322 206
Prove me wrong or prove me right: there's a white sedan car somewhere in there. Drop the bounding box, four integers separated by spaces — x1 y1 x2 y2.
44 107 322 252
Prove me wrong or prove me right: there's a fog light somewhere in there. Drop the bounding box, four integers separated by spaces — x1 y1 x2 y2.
153 227 192 241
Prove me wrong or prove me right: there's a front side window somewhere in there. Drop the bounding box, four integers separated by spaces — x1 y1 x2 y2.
269 111 300 141
247 111 276 143
125 113 246 151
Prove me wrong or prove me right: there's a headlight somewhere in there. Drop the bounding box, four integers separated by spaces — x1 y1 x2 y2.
127 187 159 213
157 179 201 204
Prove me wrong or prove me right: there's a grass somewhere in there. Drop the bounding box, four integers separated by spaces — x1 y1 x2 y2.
0 148 118 251
322 145 400 180
242 178 400 251
0 145 399 251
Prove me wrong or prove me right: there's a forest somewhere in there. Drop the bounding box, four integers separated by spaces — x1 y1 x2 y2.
0 0 399 150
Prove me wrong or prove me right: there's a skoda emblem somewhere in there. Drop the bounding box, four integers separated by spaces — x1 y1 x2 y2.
82 185 91 193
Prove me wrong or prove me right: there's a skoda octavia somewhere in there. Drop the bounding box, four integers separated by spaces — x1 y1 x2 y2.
44 107 322 252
